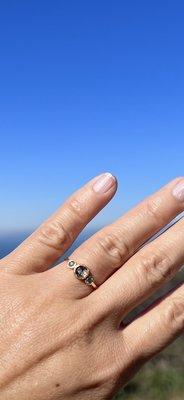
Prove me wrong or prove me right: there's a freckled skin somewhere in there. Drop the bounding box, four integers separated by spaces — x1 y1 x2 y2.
0 175 183 399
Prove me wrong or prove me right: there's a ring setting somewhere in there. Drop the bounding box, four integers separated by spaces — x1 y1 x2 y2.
66 259 97 289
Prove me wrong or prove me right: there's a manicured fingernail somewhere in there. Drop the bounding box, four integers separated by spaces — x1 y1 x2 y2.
93 173 116 194
172 180 184 201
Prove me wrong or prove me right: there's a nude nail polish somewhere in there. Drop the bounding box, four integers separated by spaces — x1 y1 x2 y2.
93 173 117 194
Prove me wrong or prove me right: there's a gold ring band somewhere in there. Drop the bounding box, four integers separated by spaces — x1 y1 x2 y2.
65 258 97 289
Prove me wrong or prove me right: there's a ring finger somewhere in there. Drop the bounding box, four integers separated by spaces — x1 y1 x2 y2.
97 215 184 322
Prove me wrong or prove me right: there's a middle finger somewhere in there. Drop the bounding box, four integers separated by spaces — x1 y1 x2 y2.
55 177 184 298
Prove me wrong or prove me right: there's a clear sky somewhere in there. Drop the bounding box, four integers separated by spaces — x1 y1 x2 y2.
0 1 184 233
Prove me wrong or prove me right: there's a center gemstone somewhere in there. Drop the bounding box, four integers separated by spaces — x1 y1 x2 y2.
74 265 89 280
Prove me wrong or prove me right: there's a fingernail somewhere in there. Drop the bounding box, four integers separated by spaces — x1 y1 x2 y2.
172 179 184 201
93 173 117 194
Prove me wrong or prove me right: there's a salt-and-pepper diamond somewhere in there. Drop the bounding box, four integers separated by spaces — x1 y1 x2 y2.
66 259 96 288
74 265 90 280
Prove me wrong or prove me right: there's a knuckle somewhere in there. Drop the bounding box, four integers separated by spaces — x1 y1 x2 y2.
163 296 184 331
97 229 130 265
144 197 164 224
37 219 72 251
67 197 85 221
139 249 174 286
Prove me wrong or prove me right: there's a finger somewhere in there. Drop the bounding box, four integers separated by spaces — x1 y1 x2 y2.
121 284 184 366
54 177 184 298
96 214 184 321
3 173 117 274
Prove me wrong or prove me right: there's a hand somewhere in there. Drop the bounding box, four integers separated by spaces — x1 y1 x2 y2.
0 173 183 400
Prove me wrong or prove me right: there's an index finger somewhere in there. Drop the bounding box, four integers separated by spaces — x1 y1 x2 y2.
3 173 117 274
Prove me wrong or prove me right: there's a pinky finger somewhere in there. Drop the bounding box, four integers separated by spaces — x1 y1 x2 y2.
122 283 184 365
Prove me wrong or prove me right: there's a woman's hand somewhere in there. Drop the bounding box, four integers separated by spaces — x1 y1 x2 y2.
0 173 183 400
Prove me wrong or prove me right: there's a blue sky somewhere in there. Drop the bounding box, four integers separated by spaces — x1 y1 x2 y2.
0 1 184 233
